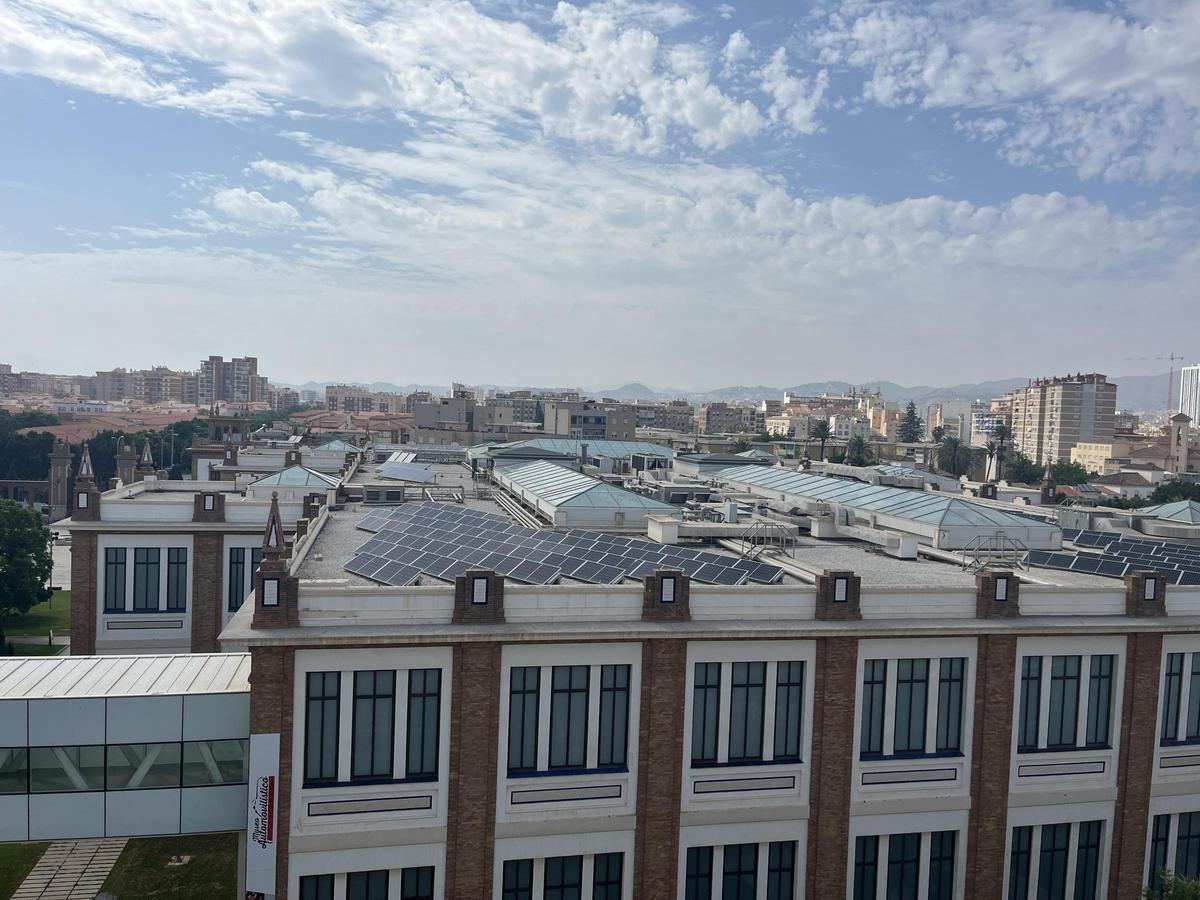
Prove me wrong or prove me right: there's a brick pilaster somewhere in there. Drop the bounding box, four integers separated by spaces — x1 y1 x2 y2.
1108 632 1164 899
248 646 295 900
68 531 97 655
965 635 1017 899
642 571 690 621
191 533 225 652
814 571 861 620
633 639 686 900
444 643 501 897
806 636 858 899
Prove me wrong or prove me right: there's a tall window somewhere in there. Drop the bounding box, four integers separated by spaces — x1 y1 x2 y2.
886 833 920 900
893 660 928 754
722 844 757 900
104 548 126 612
166 548 187 611
936 658 964 753
508 667 540 774
228 547 246 612
928 831 956 900
1074 820 1102 900
1179 813 1200 881
598 665 630 768
774 662 805 762
1018 657 1042 751
544 855 582 900
251 547 263 576
1008 827 1033 900
692 663 721 765
853 837 878 900
503 860 534 900
1037 823 1070 899
407 669 441 778
132 548 160 611
729 663 766 763
1047 657 1081 749
860 660 888 756
1150 815 1171 893
1008 821 1103 900
1021 653 1115 752
347 870 388 900
766 841 796 900
351 671 394 780
299 874 333 900
304 672 339 783
1161 653 1200 744
400 866 434 900
549 666 589 770
686 847 714 900
593 853 622 900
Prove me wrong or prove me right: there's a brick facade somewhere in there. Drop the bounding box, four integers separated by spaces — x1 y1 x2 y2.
247 645 296 899
633 639 687 899
641 571 690 621
1108 632 1164 899
444 642 501 897
68 531 97 654
814 571 861 621
191 533 225 652
806 636 858 898
965 635 1017 898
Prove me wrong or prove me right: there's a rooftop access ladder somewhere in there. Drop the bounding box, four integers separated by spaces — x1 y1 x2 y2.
959 532 1030 573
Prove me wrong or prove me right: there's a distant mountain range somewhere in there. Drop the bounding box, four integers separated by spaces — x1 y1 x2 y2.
282 372 1175 413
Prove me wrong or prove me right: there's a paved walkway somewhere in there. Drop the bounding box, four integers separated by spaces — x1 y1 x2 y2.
12 839 127 900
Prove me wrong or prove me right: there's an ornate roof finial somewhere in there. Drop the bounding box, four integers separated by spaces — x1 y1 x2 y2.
77 442 95 481
262 491 284 557
139 440 155 469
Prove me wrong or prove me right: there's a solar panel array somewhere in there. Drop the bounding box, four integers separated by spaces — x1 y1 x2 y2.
346 502 786 587
1027 529 1200 585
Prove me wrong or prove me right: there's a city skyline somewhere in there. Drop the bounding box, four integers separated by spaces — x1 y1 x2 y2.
2 0 1198 385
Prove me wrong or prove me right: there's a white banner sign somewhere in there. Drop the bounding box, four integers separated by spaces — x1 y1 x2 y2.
245 732 281 900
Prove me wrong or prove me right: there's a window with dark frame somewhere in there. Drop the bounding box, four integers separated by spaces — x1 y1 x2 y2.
1008 826 1033 900
893 660 928 754
774 662 805 762
860 660 887 756
1036 823 1071 899
936 658 965 753
549 666 589 770
722 843 758 900
166 548 187 611
400 865 435 900
728 663 766 763
304 671 339 783
592 852 623 900
1149 815 1170 893
691 663 721 766
886 832 920 900
1178 813 1200 881
132 548 160 611
502 859 534 900
351 670 395 781
1085 656 1114 747
299 874 334 900
543 855 583 900
766 841 796 900
347 869 388 900
508 667 540 774
1163 653 1185 742
685 847 714 900
598 665 630 768
104 548 126 612
1018 657 1042 751
407 668 441 779
1074 820 1103 899
928 831 956 900
227 547 246 612
1047 656 1081 749
853 835 879 900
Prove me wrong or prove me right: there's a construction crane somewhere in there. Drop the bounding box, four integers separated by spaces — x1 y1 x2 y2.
1125 353 1185 413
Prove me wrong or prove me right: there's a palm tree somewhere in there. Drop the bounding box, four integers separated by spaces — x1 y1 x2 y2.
931 425 945 443
992 424 1012 480
983 440 1000 481
809 420 832 461
846 435 873 467
936 436 972 477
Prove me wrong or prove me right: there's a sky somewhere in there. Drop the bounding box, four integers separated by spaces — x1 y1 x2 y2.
1 0 1198 390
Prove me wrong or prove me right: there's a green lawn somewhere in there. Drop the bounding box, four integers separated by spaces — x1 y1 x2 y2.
4 590 70 638
102 833 239 899
0 842 48 898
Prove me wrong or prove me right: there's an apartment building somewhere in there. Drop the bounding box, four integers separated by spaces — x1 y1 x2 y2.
1181 366 1200 423
544 400 637 440
199 356 269 405
697 402 765 435
200 493 1200 900
325 385 406 414
93 366 198 404
634 400 696 433
1006 374 1118 465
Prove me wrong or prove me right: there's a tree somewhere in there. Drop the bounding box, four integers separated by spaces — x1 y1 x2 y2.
935 436 973 477
846 435 874 467
1051 459 1090 486
983 440 1005 481
931 425 945 443
897 402 924 444
0 500 53 643
732 440 751 452
809 420 832 461
1145 871 1200 899
1004 450 1043 484
752 432 773 443
1147 481 1200 504
992 424 1012 480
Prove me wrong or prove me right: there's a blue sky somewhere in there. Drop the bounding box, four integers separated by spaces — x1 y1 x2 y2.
1 0 1197 388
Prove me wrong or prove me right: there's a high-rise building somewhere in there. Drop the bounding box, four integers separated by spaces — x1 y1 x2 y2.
197 356 267 405
1180 365 1200 423
1005 373 1117 465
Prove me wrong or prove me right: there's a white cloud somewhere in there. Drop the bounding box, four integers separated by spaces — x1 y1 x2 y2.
760 48 828 135
211 188 300 228
721 30 752 65
813 0 1200 181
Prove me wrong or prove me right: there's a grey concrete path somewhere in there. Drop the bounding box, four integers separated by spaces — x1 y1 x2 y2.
11 838 127 900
